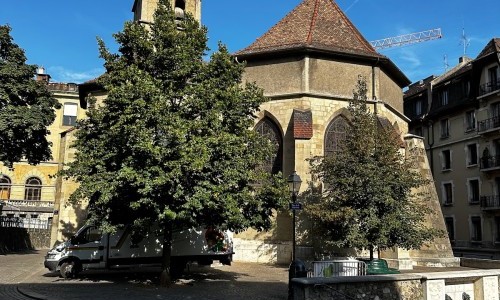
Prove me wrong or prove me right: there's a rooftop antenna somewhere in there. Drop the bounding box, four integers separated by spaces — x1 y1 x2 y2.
459 27 470 55
444 54 449 72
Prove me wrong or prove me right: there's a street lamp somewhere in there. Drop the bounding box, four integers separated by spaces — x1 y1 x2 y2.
287 171 302 262
287 171 302 300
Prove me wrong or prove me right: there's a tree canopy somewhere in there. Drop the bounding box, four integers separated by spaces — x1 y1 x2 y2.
0 25 60 167
306 76 442 259
61 0 287 281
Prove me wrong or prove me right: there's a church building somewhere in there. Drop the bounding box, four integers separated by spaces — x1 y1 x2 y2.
52 0 456 268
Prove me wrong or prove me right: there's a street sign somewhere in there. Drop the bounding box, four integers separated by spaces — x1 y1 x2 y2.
289 203 302 210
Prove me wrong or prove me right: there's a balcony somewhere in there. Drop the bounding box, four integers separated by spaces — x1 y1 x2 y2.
481 195 500 210
480 155 500 171
479 79 500 97
1 199 54 213
478 116 500 134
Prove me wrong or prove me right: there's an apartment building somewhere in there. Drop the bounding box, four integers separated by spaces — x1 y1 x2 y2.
0 68 83 229
404 38 500 258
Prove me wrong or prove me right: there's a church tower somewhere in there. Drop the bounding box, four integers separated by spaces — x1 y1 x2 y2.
132 0 201 24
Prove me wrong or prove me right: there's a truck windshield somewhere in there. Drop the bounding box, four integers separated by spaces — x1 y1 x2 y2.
75 226 102 244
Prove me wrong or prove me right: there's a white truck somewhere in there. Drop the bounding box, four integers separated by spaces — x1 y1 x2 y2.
44 225 234 278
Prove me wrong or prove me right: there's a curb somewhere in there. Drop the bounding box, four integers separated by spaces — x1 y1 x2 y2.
16 286 48 300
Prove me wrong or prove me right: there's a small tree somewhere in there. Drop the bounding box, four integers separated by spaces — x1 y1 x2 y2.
306 76 442 260
0 25 60 167
61 0 287 284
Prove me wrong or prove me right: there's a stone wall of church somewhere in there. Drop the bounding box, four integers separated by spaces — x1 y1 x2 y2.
241 57 304 96
379 69 404 113
309 58 374 99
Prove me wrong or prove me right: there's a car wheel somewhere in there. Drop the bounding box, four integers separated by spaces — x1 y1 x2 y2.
60 261 78 279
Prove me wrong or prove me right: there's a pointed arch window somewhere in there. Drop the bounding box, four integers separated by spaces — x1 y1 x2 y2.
324 116 349 156
0 176 11 200
24 177 42 201
255 118 283 174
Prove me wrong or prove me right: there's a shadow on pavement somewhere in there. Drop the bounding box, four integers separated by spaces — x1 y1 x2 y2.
23 263 289 300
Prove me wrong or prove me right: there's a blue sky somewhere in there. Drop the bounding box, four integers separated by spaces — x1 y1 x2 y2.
1 0 498 84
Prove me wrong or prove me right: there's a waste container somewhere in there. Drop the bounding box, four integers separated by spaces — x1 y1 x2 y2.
289 260 307 300
289 259 307 279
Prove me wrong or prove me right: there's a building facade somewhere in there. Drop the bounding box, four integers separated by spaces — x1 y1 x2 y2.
0 68 84 229
404 38 500 258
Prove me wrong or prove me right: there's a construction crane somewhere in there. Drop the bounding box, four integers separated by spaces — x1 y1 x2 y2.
370 28 442 50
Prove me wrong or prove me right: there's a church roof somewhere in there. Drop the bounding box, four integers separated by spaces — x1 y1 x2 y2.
236 0 380 59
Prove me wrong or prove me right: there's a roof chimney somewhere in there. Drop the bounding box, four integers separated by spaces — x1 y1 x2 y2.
458 56 470 64
35 66 51 83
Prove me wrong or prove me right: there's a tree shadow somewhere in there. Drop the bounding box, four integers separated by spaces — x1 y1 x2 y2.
20 263 289 300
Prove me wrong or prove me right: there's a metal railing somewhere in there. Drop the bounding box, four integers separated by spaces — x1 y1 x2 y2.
480 155 500 169
478 116 500 132
0 216 52 229
479 79 500 96
310 260 367 277
481 195 500 210
5 199 54 208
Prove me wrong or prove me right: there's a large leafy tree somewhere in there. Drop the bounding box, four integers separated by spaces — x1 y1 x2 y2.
0 25 60 167
306 76 442 260
61 0 287 284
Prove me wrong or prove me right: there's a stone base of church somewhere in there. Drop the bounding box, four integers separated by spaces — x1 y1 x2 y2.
232 238 292 265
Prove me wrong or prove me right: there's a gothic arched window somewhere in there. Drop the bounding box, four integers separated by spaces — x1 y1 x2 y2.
24 177 42 201
324 116 349 156
255 118 283 174
0 176 11 200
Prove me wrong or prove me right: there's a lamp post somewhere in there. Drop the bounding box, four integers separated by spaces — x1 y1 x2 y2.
287 170 302 300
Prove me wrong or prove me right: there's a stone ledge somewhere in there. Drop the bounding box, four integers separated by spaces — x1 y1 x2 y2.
415 269 500 280
292 273 423 286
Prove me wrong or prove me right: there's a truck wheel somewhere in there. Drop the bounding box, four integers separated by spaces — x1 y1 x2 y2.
60 261 79 279
171 260 186 278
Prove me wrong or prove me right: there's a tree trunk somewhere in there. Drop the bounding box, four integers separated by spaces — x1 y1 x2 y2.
369 245 374 261
160 222 173 287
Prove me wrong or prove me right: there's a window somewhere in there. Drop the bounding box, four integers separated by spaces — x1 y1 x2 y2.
255 118 283 175
444 217 455 241
440 118 449 138
76 226 102 244
470 216 482 242
440 89 449 106
0 176 11 200
467 144 478 166
324 116 349 156
442 182 453 205
442 150 451 170
489 66 498 85
24 177 42 201
63 103 78 126
468 179 480 204
415 99 422 116
465 110 476 131
463 80 471 97
495 217 500 242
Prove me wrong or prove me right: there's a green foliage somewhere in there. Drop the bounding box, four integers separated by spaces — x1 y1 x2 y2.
0 25 60 167
306 76 442 254
61 0 288 236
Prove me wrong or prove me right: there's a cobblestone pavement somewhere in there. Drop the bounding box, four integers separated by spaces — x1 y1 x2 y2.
1 250 289 300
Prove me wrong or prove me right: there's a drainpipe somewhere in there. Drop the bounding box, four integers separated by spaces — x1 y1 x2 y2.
372 58 380 115
427 120 435 175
